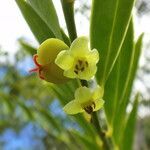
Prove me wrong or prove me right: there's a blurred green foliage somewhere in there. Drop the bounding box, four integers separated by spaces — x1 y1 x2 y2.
0 0 150 149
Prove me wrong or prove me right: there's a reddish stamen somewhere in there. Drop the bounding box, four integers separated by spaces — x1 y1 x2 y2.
39 74 45 80
39 68 45 80
33 54 42 67
29 54 45 80
29 67 39 73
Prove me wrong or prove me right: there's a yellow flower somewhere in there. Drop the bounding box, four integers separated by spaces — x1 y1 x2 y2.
55 36 99 80
63 86 104 115
29 38 70 84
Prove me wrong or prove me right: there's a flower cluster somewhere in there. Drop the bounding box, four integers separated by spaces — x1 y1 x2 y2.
30 36 104 115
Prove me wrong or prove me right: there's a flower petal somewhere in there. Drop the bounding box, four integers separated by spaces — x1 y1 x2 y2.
75 87 92 103
63 100 84 114
93 99 104 111
64 67 76 78
93 85 104 99
55 50 74 70
87 49 99 65
70 36 89 57
78 64 97 80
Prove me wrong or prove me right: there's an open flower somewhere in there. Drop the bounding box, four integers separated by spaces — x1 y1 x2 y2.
55 36 99 80
29 38 70 84
63 86 104 115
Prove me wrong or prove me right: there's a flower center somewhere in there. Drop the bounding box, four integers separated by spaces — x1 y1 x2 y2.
83 102 96 114
74 59 88 75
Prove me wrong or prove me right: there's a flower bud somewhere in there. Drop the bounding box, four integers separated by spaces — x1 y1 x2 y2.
30 38 70 84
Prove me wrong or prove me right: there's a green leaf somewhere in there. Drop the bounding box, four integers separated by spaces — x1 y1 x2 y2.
27 0 62 39
71 131 101 150
16 0 55 43
49 81 76 105
16 0 70 45
121 94 139 150
61 29 71 46
17 101 34 120
113 33 143 144
18 38 36 55
0 92 14 112
119 33 144 107
33 107 62 133
90 0 135 85
104 20 134 126
37 108 62 132
60 0 77 42
103 21 143 146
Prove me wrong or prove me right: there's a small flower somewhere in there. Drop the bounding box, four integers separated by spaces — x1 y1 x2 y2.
63 86 104 115
29 38 70 84
55 36 99 80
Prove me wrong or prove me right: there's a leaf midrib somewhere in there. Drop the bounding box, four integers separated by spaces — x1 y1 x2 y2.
120 44 135 106
102 0 120 83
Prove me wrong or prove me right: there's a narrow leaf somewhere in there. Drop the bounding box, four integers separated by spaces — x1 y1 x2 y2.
17 101 34 120
90 0 135 84
113 33 143 144
104 21 134 125
61 0 77 42
37 108 62 132
71 131 101 150
18 39 36 55
61 29 71 46
16 0 55 43
27 0 62 39
121 94 139 150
